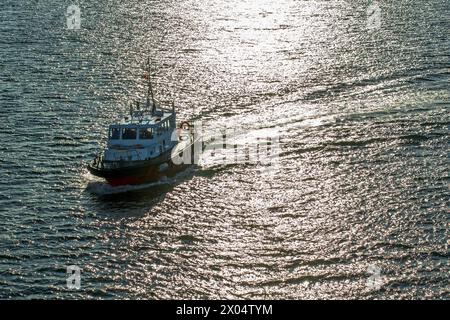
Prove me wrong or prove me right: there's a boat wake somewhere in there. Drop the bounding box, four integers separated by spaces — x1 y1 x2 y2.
86 179 170 195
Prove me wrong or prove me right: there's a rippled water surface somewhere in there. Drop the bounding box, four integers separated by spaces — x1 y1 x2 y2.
0 0 449 299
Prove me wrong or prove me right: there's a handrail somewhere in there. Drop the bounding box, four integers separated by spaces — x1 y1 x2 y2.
91 146 151 170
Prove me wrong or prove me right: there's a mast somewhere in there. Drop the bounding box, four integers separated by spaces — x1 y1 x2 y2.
146 58 156 114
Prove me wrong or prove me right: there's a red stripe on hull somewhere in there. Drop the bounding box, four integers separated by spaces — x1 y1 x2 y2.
105 163 186 187
107 176 142 187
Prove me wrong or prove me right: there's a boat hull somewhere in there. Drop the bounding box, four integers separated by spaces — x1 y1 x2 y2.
89 161 186 187
88 135 197 187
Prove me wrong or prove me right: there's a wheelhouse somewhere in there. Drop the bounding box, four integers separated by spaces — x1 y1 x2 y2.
107 111 176 146
102 108 178 162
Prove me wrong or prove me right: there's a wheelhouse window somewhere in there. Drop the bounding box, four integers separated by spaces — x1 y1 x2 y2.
122 128 137 140
110 128 120 140
139 128 153 140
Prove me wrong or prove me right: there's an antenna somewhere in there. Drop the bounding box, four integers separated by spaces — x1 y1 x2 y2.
146 58 156 114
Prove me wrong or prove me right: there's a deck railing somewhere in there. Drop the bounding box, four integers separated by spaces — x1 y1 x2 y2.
91 147 152 170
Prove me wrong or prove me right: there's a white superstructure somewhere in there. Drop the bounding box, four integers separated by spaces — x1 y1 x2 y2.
103 105 178 162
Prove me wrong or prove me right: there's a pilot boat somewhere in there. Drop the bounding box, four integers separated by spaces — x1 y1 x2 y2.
88 60 194 187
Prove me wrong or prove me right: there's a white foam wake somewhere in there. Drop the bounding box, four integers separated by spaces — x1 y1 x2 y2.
86 179 170 195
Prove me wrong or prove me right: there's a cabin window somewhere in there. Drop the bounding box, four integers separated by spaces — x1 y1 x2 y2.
122 128 137 140
110 128 120 140
139 128 153 140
